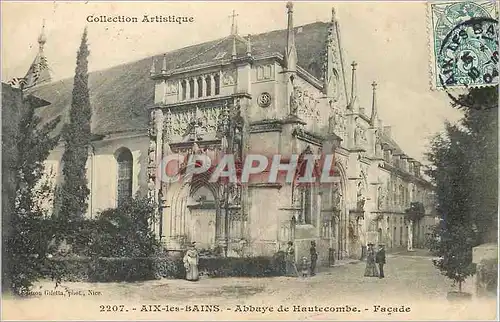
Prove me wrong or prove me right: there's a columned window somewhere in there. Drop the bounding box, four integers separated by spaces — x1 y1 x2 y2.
205 76 212 96
181 80 187 100
197 77 203 98
214 74 220 95
116 148 133 207
299 186 313 225
189 78 195 99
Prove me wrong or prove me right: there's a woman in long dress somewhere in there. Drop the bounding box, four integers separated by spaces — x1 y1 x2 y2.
285 241 299 277
183 242 199 281
364 243 379 277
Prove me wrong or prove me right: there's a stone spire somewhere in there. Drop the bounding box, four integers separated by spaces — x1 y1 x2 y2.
370 81 378 127
150 57 156 76
15 21 52 89
349 61 358 109
232 35 237 59
283 2 297 71
38 20 47 51
322 7 338 97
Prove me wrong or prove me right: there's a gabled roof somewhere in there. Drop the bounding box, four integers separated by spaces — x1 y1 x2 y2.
28 21 329 137
381 134 404 155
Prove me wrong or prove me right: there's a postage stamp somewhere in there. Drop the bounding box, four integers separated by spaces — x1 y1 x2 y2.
429 0 499 89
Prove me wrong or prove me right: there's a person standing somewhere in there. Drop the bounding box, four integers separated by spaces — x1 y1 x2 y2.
364 243 379 277
309 241 318 276
301 257 309 277
376 244 386 278
285 241 299 277
183 242 199 281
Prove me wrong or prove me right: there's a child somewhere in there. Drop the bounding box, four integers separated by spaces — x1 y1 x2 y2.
301 256 309 277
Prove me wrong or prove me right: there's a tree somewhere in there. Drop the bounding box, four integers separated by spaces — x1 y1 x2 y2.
5 97 60 294
426 86 498 293
57 27 92 234
450 87 497 243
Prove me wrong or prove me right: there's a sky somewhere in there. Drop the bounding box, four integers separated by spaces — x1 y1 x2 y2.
1 1 463 162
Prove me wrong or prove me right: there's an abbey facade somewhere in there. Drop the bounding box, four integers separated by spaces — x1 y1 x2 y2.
28 2 437 263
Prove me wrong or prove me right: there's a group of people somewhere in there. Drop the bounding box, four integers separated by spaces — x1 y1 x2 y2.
182 240 386 281
364 243 386 278
285 241 318 277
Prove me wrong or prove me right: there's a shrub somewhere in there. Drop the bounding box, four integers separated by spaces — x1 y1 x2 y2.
43 256 91 283
199 255 285 278
88 258 155 282
85 198 159 258
153 250 185 279
44 251 188 283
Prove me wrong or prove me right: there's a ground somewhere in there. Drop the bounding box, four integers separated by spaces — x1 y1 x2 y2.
3 250 497 320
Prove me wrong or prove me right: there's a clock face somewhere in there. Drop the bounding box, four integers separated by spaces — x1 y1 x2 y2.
257 92 272 108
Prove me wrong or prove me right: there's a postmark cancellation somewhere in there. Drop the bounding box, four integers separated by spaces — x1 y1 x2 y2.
429 0 499 90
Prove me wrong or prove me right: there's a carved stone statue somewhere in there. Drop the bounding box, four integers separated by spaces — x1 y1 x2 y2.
290 86 299 115
148 111 157 137
148 140 156 167
233 127 242 160
357 196 365 211
148 177 155 199
377 189 385 210
354 126 360 146
356 186 365 211
332 182 342 209
228 183 241 205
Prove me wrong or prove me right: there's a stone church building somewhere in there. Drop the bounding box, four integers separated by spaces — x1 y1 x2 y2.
25 3 437 263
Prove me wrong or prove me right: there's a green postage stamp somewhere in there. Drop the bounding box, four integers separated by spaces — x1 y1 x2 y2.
429 0 499 89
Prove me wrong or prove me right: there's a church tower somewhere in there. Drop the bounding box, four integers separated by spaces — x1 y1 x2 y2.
8 21 51 89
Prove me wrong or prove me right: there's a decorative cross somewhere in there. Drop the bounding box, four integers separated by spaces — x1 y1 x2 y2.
351 61 358 70
372 81 377 89
229 10 239 35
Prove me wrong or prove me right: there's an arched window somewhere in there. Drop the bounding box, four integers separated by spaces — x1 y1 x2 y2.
116 148 133 207
214 74 220 95
205 76 212 96
197 77 203 98
300 186 313 225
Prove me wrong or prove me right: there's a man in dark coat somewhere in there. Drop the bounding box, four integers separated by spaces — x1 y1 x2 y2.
375 244 386 278
309 241 318 276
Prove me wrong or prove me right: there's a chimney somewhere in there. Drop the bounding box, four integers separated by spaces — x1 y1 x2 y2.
383 125 392 138
161 54 167 74
246 34 252 57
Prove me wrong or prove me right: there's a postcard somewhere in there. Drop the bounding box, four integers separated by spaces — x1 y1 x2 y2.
1 1 498 321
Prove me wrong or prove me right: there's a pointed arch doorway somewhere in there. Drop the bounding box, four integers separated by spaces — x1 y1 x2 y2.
171 173 222 250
